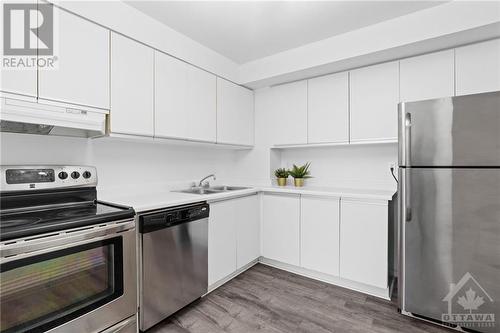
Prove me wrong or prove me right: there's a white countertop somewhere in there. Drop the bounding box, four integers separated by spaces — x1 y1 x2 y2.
261 185 396 201
100 184 395 213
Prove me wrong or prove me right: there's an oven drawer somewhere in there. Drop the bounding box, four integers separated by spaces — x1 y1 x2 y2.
0 220 137 333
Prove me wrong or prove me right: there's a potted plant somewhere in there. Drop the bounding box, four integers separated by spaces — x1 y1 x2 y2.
288 162 312 187
274 168 289 186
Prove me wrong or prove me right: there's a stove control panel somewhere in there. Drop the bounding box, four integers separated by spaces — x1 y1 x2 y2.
0 165 98 191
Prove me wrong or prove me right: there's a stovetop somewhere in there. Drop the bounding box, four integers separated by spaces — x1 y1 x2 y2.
1 201 134 240
0 188 135 241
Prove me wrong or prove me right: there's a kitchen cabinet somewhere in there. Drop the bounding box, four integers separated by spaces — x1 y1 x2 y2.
155 51 216 142
38 6 109 109
216 78 254 146
235 195 260 269
300 196 340 276
455 39 500 96
307 72 349 144
110 33 154 137
350 61 399 142
400 50 454 102
262 193 300 265
0 1 36 97
0 66 36 100
261 81 307 146
340 199 388 289
208 199 237 286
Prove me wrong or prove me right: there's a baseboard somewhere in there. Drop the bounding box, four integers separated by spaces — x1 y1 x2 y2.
206 258 260 294
259 257 390 300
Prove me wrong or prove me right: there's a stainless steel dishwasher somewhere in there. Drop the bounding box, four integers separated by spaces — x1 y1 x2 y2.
138 202 209 332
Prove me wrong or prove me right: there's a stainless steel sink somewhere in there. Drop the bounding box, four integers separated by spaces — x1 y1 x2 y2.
176 188 221 195
209 185 249 191
173 185 249 195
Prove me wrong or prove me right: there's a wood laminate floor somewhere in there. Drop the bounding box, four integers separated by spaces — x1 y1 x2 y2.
148 264 451 333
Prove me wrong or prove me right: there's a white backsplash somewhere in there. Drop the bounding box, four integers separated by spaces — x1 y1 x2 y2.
276 144 398 190
0 133 243 191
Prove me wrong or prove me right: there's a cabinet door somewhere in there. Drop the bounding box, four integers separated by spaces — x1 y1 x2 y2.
307 72 348 144
208 200 237 286
262 193 300 265
300 196 340 276
0 2 37 98
262 81 307 145
455 39 500 96
350 61 399 142
400 50 454 102
340 199 388 288
235 195 260 269
110 33 153 136
39 7 109 109
155 52 216 142
216 78 254 146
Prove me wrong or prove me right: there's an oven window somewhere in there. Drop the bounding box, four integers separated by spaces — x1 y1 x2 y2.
0 237 123 333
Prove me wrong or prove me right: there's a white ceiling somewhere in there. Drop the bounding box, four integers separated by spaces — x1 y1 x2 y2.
125 1 447 64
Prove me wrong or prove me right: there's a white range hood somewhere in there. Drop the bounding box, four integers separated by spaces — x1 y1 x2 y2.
0 96 107 138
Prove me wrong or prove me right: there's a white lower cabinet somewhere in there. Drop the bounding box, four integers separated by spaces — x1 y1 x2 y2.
208 200 237 286
235 195 260 269
300 196 340 276
339 199 388 289
262 193 300 265
208 194 260 286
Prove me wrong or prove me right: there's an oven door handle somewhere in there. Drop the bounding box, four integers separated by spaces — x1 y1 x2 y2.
0 219 135 260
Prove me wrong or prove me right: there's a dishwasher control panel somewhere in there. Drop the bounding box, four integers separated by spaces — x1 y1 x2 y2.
139 202 209 234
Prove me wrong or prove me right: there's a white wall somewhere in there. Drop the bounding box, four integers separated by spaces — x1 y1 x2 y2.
0 133 242 191
277 144 398 190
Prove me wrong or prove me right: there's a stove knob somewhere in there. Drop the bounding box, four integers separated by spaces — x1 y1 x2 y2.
58 171 68 180
82 171 92 179
71 171 80 179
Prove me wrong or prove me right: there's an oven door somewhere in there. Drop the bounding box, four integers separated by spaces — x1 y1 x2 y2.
0 220 137 333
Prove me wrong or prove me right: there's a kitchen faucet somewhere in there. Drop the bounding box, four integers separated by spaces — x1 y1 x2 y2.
198 174 216 187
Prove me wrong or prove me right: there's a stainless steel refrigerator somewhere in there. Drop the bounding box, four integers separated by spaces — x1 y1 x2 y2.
398 91 500 333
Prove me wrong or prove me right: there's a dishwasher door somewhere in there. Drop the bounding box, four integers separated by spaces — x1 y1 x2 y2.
139 204 208 331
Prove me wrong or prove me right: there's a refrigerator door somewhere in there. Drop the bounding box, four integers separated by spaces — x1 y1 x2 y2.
400 168 500 332
398 91 500 167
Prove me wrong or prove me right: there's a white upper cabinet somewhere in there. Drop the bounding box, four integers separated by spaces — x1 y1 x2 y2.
235 195 260 269
0 65 37 99
350 61 399 142
110 33 154 137
262 193 300 265
455 39 500 96
400 50 454 102
262 81 307 145
307 72 349 144
155 51 216 142
340 199 388 289
38 7 109 109
300 196 340 276
209 199 237 286
216 78 254 146
0 1 36 98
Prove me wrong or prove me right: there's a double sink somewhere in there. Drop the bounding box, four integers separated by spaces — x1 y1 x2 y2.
174 185 249 195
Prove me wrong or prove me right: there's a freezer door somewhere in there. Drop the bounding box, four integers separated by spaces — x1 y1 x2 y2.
400 168 500 332
398 91 500 167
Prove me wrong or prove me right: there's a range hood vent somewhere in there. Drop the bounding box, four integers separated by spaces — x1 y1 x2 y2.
0 97 107 138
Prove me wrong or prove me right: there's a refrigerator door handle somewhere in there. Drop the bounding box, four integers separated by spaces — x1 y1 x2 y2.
405 112 412 167
405 169 412 221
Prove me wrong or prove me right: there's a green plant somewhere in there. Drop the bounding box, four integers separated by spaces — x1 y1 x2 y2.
288 162 312 179
274 168 289 178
